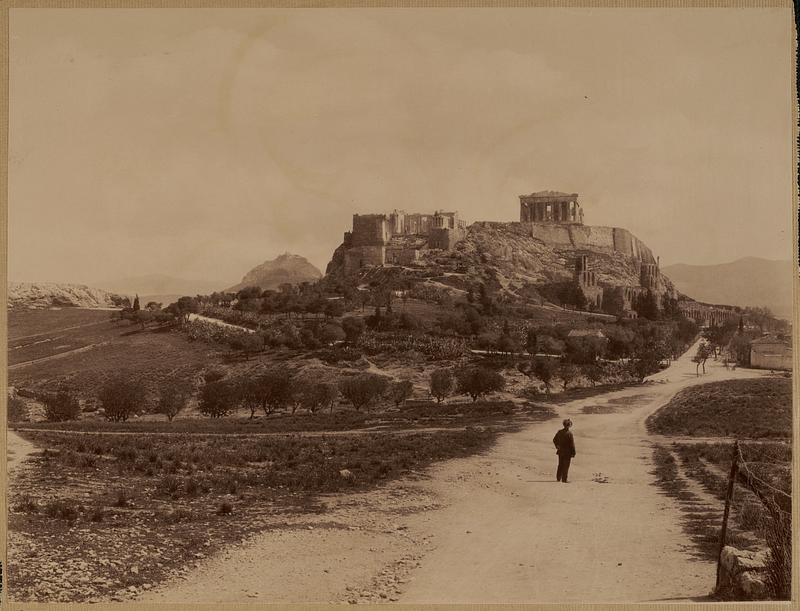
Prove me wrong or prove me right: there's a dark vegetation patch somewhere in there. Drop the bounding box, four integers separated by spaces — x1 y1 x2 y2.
15 398 553 434
395 400 554 428
9 428 496 602
15 412 372 434
581 393 656 414
646 378 792 438
535 381 637 405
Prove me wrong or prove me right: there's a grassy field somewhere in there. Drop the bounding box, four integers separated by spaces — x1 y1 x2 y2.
9 309 119 365
9 308 113 341
646 378 792 439
9 427 497 603
8 309 223 398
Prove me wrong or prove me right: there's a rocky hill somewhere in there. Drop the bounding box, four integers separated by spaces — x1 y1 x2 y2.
228 253 323 293
326 221 676 305
8 282 129 310
663 257 793 320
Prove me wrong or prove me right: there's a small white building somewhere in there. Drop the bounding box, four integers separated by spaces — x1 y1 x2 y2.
750 335 792 371
567 329 607 341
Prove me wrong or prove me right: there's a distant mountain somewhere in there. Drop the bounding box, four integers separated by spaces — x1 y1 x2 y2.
8 282 129 310
228 253 323 292
96 274 224 299
662 257 793 320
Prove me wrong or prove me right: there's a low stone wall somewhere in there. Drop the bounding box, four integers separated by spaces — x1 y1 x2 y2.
716 545 771 600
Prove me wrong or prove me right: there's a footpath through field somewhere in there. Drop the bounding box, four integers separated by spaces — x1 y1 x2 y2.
141 340 766 604
396 340 763 604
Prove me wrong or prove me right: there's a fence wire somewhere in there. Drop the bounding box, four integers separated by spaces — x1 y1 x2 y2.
724 441 792 600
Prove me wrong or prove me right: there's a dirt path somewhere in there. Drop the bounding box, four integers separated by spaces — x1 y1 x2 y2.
140 343 766 604
6 430 39 474
187 313 255 333
9 341 110 371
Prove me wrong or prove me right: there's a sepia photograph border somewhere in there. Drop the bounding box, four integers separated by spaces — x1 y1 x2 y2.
0 1 797 609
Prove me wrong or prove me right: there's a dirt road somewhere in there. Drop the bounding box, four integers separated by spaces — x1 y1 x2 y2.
141 342 765 604
6 430 38 473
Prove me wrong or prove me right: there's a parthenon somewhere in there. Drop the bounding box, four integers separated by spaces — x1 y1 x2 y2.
520 190 583 224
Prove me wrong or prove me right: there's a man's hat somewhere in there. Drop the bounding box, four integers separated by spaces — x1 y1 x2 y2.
563 418 573 427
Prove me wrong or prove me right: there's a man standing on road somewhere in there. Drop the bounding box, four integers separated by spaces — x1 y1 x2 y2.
553 418 576 483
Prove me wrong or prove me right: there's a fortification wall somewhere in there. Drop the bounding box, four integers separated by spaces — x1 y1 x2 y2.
351 214 389 247
385 247 420 265
526 223 654 263
429 227 466 250
529 224 573 245
344 245 385 274
571 225 615 250
609 227 656 263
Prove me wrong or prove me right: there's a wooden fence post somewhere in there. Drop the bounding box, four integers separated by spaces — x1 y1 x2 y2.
715 440 739 591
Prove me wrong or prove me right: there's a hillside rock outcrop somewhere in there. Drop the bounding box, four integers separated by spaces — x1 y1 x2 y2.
326 220 675 308
228 253 322 293
8 282 129 310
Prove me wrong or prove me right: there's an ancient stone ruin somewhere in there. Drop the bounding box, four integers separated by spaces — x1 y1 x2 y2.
519 190 584 224
340 209 467 274
330 189 703 322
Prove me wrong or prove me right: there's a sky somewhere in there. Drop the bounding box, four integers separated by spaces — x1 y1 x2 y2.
9 8 795 287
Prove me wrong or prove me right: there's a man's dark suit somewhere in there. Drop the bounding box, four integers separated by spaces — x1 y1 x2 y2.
553 427 576 482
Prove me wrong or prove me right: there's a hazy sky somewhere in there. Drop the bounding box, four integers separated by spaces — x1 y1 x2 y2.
10 8 795 286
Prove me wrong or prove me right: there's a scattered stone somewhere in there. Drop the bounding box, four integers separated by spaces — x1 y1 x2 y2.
739 572 767 599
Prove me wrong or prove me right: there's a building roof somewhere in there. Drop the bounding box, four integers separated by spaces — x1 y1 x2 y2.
567 329 606 339
520 190 579 200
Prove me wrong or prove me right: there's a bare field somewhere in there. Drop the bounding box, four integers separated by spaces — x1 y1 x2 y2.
8 428 497 603
9 308 112 341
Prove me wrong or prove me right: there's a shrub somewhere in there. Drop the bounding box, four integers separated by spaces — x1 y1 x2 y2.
157 380 191 422
43 499 79 522
429 368 454 403
113 489 131 507
99 373 146 422
217 501 233 515
198 378 235 419
13 494 39 513
455 366 505 402
7 394 28 422
157 475 182 497
185 478 201 496
90 508 105 522
42 387 81 422
388 380 414 408
341 316 365 344
338 374 390 411
559 363 581 390
230 332 265 359
318 323 346 345
301 382 340 414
